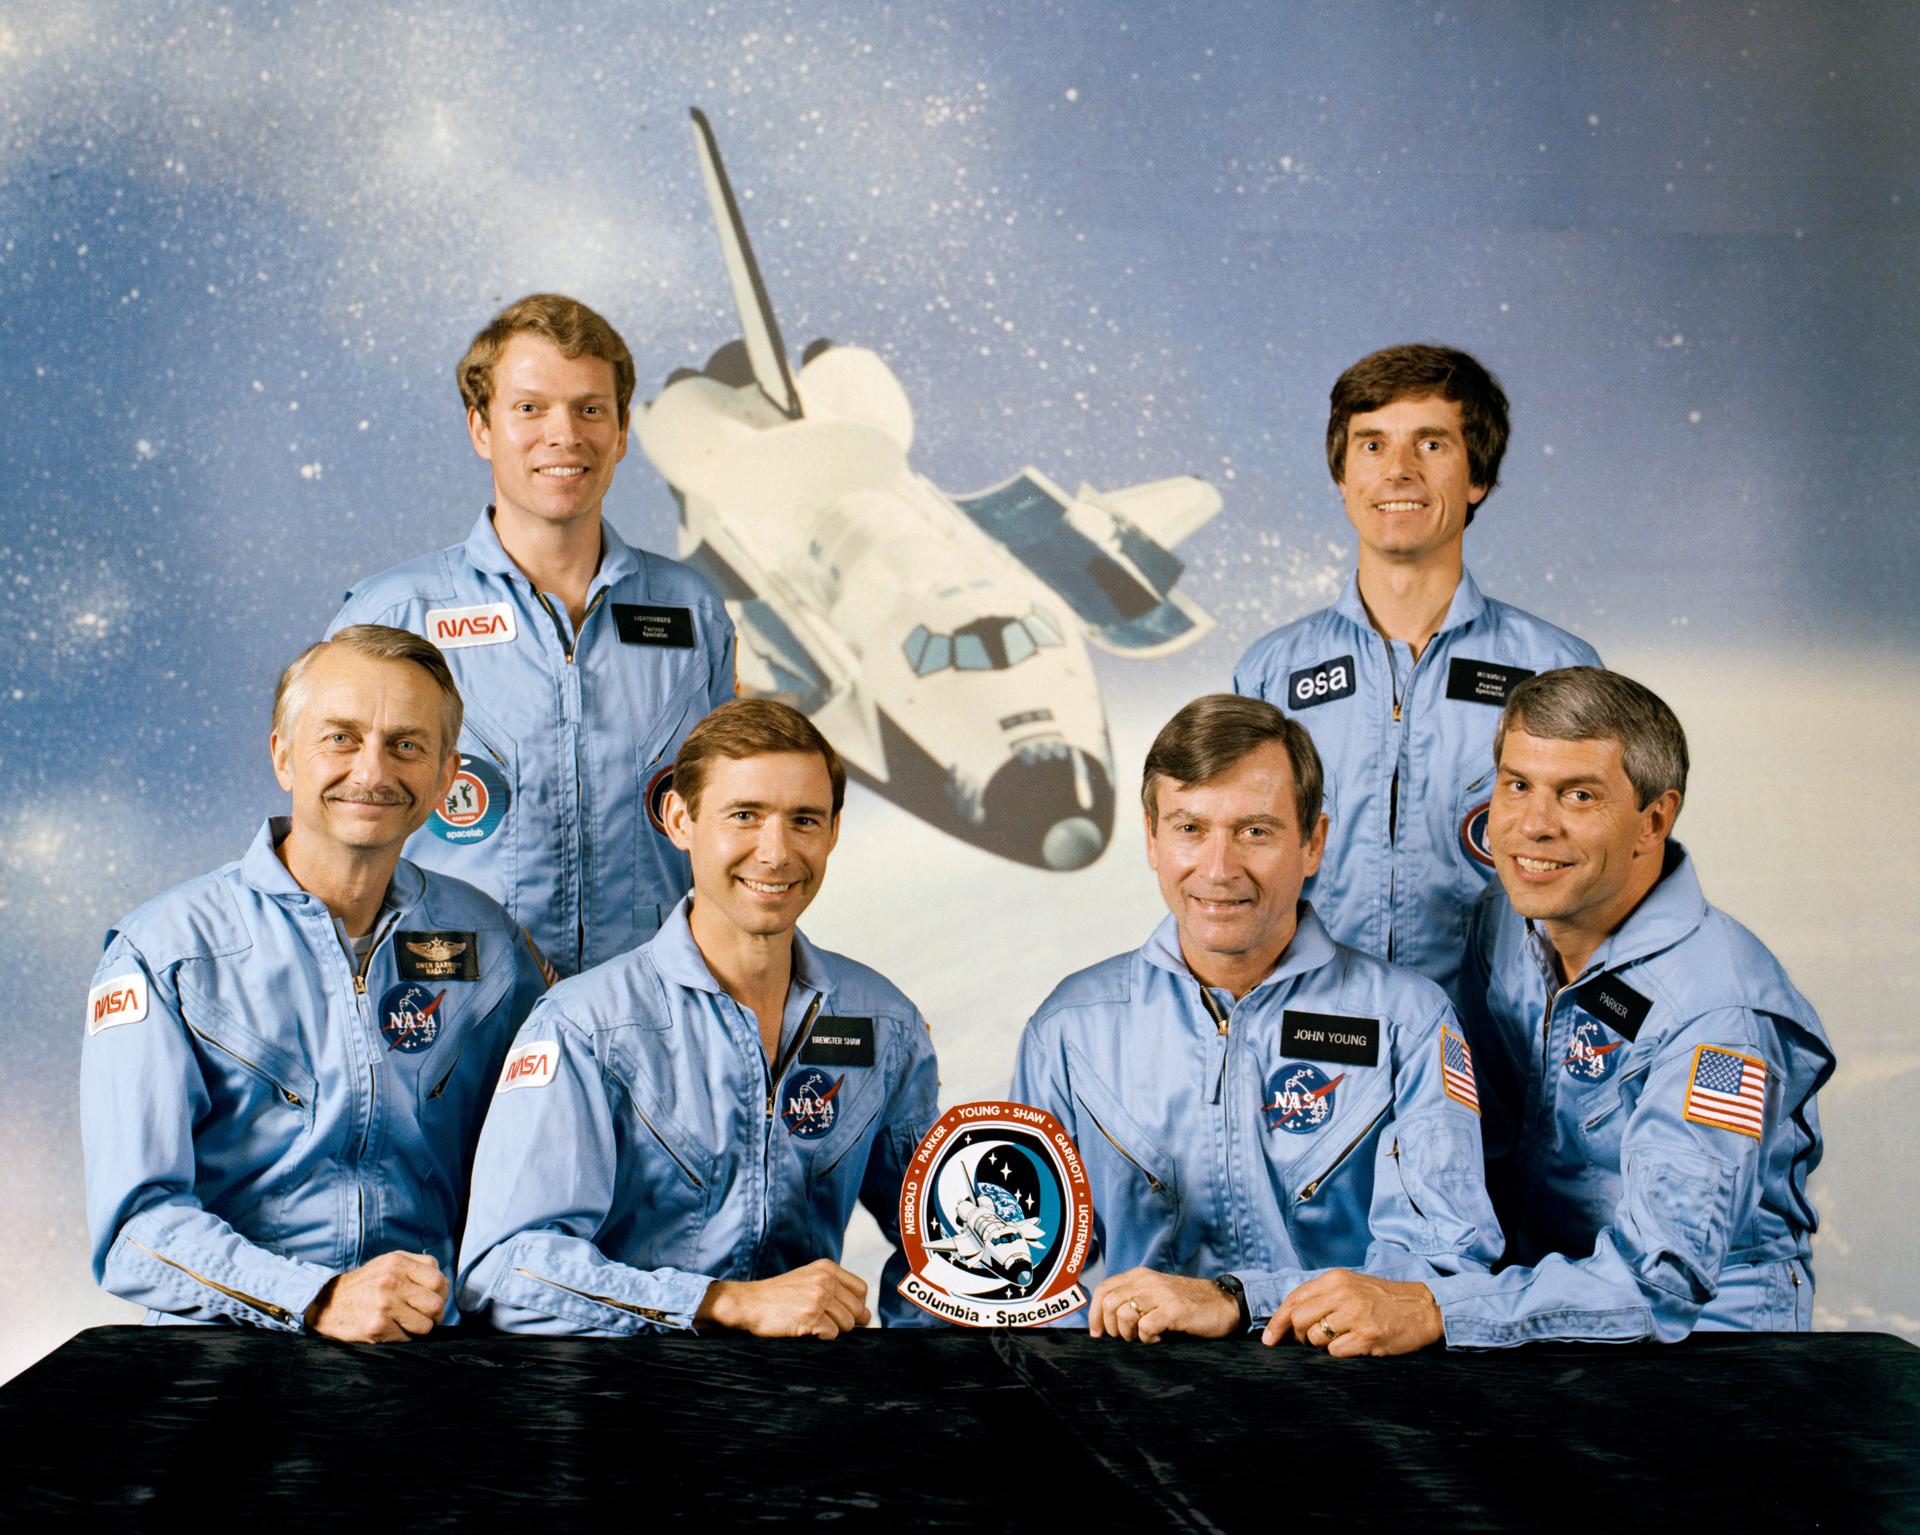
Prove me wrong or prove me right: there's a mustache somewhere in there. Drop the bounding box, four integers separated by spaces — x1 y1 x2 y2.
325 788 413 806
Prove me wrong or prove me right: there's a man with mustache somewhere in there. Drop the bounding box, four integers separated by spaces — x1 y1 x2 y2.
81 626 547 1340
330 293 736 980
1235 345 1599 1005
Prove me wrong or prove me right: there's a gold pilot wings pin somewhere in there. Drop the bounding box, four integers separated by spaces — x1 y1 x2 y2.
396 931 479 981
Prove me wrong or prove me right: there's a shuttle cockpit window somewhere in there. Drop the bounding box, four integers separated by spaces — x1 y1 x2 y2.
904 609 1063 677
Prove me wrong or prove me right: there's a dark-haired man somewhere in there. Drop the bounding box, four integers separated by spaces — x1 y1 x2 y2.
1010 694 1500 1349
1236 345 1598 1004
331 293 735 979
1272 668 1833 1351
457 699 939 1336
82 627 547 1340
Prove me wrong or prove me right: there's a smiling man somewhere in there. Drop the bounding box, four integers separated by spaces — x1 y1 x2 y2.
1272 668 1835 1351
1009 694 1500 1348
456 699 940 1337
331 294 735 980
81 626 548 1340
1235 345 1599 1004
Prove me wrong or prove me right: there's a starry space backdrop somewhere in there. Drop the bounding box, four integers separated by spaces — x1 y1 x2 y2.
2 1 1916 1375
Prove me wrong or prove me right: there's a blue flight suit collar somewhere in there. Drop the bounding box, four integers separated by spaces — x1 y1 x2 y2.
461 507 643 597
240 816 425 914
1140 900 1340 999
1330 565 1487 640
648 893 838 1006
1524 841 1706 988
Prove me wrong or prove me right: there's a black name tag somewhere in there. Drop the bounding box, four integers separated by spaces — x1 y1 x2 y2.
1446 657 1533 706
1569 974 1652 1042
613 604 695 648
1287 655 1356 710
396 931 479 981
801 1016 875 1068
1281 1010 1380 1067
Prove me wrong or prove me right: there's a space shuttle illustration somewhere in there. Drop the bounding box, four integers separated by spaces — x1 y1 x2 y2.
636 109 1223 870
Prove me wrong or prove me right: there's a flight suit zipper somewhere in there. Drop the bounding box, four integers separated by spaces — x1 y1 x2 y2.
512 1267 672 1323
348 911 401 1264
765 996 827 1120
535 589 602 966
1078 1102 1168 1196
125 1235 294 1326
185 1022 304 1107
626 1094 707 1191
1298 1103 1390 1202
1197 982 1230 1104
534 589 606 665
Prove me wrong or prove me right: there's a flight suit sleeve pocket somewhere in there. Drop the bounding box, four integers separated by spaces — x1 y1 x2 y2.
1622 1146 1737 1301
1392 1110 1497 1258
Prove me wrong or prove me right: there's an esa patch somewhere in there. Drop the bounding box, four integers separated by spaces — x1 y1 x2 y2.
613 604 695 648
1683 1045 1767 1138
779 1066 846 1138
1280 1010 1379 1068
426 602 518 650
1263 1062 1342 1135
1440 1026 1480 1113
86 972 150 1034
1446 658 1533 706
397 932 478 981
1568 973 1652 1043
1286 655 1356 710
496 1041 558 1093
379 983 448 1053
800 1016 875 1068
430 755 510 844
1460 801 1494 866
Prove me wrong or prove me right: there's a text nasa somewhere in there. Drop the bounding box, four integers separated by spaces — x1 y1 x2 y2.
425 604 518 650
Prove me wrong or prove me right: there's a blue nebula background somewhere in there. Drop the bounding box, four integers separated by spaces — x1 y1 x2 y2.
3 1 1916 1373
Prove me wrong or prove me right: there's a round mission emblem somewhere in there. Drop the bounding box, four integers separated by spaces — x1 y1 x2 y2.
898 1101 1093 1327
1460 800 1495 867
430 755 510 844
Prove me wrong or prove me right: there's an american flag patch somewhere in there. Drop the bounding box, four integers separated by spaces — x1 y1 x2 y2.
1440 1026 1480 1114
1683 1045 1767 1138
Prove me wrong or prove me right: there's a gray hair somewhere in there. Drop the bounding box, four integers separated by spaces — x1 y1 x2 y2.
1496 667 1688 809
1141 693 1324 836
272 624 464 755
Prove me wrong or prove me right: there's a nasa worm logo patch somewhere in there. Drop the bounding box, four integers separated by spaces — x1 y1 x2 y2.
1460 801 1495 866
898 1101 1092 1328
1263 1062 1342 1135
778 1066 845 1138
431 755 510 844
379 983 448 1053
1565 1016 1626 1083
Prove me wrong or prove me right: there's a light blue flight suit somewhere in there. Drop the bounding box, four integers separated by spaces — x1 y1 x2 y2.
1234 569 1599 1002
81 818 548 1330
456 898 940 1332
1433 845 1834 1344
1010 905 1501 1322
330 511 736 976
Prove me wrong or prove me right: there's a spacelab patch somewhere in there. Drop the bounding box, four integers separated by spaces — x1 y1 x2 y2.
1281 1010 1379 1068
645 765 676 836
1446 658 1533 706
431 756 510 844
496 1041 558 1093
800 1016 875 1068
778 1066 846 1138
1568 973 1652 1043
379 983 448 1053
612 604 695 648
1286 655 1356 710
86 972 150 1034
397 932 478 981
425 602 518 650
1263 1062 1342 1135
1441 1026 1480 1113
1683 1045 1767 1139
1460 801 1494 866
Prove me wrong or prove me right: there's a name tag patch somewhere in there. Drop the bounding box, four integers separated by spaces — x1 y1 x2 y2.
613 604 695 648
1281 1010 1380 1068
496 1041 557 1093
1569 974 1652 1043
1287 655 1356 710
397 931 479 981
801 1016 875 1068
426 602 518 650
86 972 150 1034
1446 658 1533 706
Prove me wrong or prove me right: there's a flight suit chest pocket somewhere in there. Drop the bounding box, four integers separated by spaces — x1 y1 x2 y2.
177 993 319 1126
1064 1046 1179 1211
1272 1068 1392 1201
605 1060 720 1264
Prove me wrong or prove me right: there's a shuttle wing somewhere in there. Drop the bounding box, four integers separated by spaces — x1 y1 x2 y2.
1090 475 1222 550
689 107 802 420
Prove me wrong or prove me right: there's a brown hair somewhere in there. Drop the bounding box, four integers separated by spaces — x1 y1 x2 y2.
1496 667 1689 812
673 699 846 818
1326 343 1510 522
1141 694 1323 837
273 624 463 755
456 293 637 426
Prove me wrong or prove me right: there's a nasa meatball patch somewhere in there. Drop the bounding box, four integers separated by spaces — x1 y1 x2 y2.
778 1066 846 1138
1286 655 1357 710
1263 1062 1342 1134
86 972 150 1034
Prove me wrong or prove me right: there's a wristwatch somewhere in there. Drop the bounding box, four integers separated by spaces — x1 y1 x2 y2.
1213 1272 1251 1331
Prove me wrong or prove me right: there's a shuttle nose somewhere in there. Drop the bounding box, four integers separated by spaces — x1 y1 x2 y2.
980 741 1114 871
